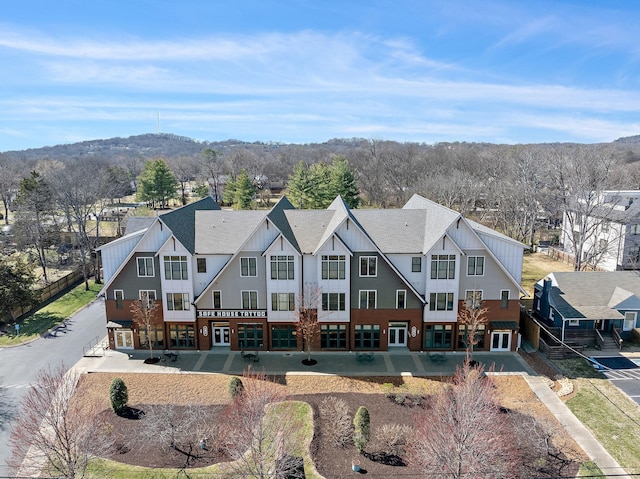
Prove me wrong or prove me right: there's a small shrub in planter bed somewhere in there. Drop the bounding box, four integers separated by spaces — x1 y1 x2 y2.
228 376 244 399
353 406 370 453
109 377 128 415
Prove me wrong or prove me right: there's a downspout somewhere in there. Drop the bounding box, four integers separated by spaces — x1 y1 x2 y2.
561 318 566 343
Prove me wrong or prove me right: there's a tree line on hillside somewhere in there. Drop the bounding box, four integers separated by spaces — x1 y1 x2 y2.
2 135 640 323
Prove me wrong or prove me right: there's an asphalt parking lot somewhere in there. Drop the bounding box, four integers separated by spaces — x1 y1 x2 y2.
590 355 640 405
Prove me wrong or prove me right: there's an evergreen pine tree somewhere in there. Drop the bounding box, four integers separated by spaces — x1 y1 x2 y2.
222 173 237 206
286 161 313 208
329 156 360 208
308 162 332 208
233 170 257 209
137 159 178 208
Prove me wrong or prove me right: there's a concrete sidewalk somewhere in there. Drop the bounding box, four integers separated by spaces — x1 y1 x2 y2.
523 375 631 479
75 347 535 377
73 345 630 478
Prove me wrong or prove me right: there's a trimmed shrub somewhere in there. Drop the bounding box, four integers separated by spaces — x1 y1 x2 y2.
353 406 370 452
109 377 128 415
373 423 411 456
228 376 244 399
319 396 352 447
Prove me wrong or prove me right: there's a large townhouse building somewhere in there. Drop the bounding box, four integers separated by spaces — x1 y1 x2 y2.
98 194 526 353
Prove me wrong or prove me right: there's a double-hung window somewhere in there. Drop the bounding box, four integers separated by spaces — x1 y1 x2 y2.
359 290 377 309
396 290 406 309
166 292 190 311
429 292 454 311
271 292 295 311
241 257 257 277
139 290 156 308
114 290 124 309
322 255 346 279
467 256 484 276
501 290 510 309
322 293 346 311
213 291 221 309
411 257 422 272
431 255 455 279
242 291 258 309
164 256 188 280
197 258 207 273
270 255 294 280
137 257 155 277
360 256 377 277
465 290 483 309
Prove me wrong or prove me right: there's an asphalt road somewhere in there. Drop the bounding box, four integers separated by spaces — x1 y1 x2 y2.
0 299 107 475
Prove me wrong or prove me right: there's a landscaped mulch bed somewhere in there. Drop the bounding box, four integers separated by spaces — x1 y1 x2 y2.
77 373 586 478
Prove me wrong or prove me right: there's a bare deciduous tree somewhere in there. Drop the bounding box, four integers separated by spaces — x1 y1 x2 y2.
295 285 321 364
130 297 160 361
136 403 220 470
458 299 489 361
549 145 619 271
7 365 112 479
408 363 519 479
220 369 308 479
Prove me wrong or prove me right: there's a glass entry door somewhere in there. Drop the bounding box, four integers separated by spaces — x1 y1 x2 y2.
490 331 511 351
114 330 134 349
388 323 408 347
213 326 230 346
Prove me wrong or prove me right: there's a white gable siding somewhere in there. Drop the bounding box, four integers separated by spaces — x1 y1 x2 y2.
101 232 144 282
265 239 301 322
475 233 523 282
387 254 425 293
137 221 171 252
243 220 279 252
335 220 376 252
424 242 459 323
158 239 195 322
193 254 232 297
315 242 351 321
446 222 485 250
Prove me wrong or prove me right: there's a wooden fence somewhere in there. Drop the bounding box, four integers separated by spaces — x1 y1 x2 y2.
9 266 92 321
519 307 540 350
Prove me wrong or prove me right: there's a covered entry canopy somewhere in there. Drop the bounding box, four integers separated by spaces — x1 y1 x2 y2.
490 320 519 330
106 320 133 328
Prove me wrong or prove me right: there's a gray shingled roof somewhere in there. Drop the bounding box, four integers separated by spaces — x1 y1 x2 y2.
159 196 220 254
352 210 426 253
194 210 268 254
548 271 640 320
123 216 155 235
283 210 335 254
266 197 300 252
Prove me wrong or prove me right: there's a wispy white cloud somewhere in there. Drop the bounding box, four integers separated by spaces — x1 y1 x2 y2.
1 2 639 151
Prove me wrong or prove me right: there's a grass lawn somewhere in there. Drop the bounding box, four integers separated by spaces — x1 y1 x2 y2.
566 378 640 470
0 279 101 346
521 252 574 298
549 323 640 474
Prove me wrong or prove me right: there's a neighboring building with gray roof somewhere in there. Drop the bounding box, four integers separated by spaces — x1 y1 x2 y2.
99 194 527 355
560 190 640 271
534 271 640 342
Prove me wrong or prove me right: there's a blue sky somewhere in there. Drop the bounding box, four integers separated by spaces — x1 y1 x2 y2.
1 0 640 151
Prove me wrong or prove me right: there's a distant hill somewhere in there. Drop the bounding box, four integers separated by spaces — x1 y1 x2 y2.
615 135 640 144
0 133 283 162
3 132 640 168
